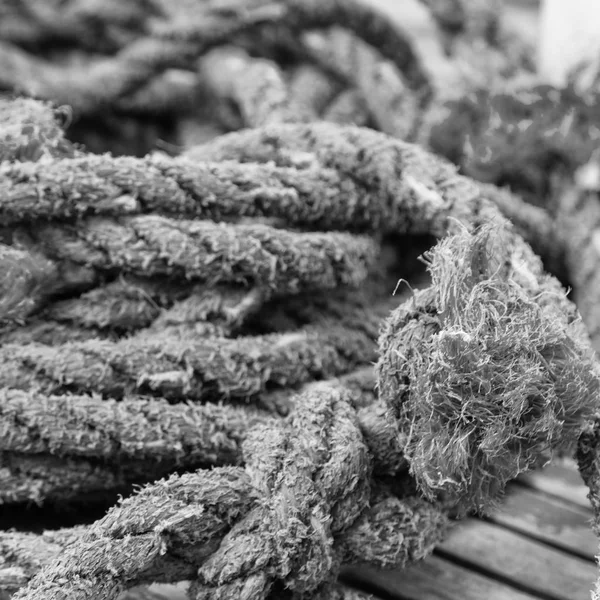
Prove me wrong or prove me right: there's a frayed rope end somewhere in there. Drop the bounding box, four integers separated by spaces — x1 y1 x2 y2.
378 225 600 514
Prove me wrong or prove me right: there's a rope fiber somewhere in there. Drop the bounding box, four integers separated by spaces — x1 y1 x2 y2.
2 1 600 599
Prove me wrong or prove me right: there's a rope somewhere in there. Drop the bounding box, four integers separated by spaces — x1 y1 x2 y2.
1 1 600 599
10 387 448 600
1 112 598 599
0 154 382 229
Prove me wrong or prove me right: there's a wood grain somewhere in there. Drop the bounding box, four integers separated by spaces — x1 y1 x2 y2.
437 519 597 600
342 556 540 600
489 484 596 559
519 460 592 509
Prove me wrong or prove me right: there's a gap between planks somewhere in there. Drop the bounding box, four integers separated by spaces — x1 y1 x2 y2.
485 483 596 560
435 518 597 600
348 459 598 600
517 458 592 510
341 555 541 600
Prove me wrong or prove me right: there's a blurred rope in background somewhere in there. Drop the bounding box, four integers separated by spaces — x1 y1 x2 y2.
1 1 600 599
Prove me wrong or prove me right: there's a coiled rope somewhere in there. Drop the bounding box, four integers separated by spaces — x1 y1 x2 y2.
1 1 600 599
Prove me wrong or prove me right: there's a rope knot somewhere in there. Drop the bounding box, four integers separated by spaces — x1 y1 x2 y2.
193 386 371 599
378 225 599 513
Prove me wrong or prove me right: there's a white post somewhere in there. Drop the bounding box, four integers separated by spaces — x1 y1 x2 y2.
537 0 600 89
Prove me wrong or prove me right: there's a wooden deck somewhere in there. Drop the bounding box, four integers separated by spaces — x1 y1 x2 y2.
344 459 598 600
121 459 599 600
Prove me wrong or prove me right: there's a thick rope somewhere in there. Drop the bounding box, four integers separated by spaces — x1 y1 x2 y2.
8 222 597 599
9 385 448 600
2 2 600 598
0 367 406 504
0 101 598 599
22 216 377 293
379 227 598 513
0 153 388 229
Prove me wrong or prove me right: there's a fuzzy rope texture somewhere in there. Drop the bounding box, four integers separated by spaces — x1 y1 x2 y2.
8 387 448 600
2 1 600 599
1 106 599 599
0 0 528 153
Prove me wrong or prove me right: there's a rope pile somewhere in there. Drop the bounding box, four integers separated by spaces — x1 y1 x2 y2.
1 1 600 599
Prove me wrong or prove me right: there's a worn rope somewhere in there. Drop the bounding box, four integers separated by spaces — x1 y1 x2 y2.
7 384 448 600
0 370 407 505
0 0 525 125
0 152 388 229
1 117 597 599
6 221 596 599
2 2 600 598
2 86 593 597
0 0 431 115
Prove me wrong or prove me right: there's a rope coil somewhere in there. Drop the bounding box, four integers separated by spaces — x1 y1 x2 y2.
1 1 600 599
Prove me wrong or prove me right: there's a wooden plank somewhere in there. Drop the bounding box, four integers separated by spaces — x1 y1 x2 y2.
342 556 540 600
519 460 591 509
438 519 597 600
489 485 597 559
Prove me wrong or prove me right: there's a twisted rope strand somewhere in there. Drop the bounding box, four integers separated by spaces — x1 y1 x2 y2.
46 276 190 331
0 154 379 229
11 384 448 600
3 281 267 345
1 452 137 505
12 467 260 600
185 122 580 317
0 244 59 325
0 311 382 401
0 390 269 467
23 216 378 293
0 369 406 503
